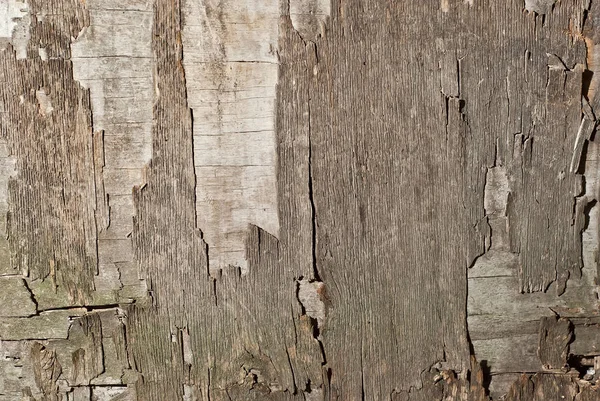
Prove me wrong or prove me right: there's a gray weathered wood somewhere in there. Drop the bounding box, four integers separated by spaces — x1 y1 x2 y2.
2 0 600 400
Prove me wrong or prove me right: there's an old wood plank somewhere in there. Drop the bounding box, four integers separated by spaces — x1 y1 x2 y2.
0 276 36 317
538 316 572 371
468 129 600 398
1 0 598 400
506 374 576 400
0 309 85 341
124 1 212 399
0 141 17 276
125 3 325 399
390 357 489 401
70 0 154 308
286 1 484 397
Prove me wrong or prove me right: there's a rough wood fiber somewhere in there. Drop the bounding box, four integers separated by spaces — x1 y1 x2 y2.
502 373 600 401
538 316 572 370
0 1 137 400
126 0 209 395
278 1 486 398
2 0 600 400
31 342 63 401
465 1 600 397
389 357 489 401
0 0 98 303
276 0 600 399
469 139 600 397
126 1 322 400
455 0 588 295
0 309 134 399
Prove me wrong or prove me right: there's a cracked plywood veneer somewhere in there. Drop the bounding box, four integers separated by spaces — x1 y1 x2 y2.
70 0 153 305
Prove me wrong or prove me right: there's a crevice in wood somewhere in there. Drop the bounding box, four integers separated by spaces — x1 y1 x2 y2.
21 278 39 314
568 354 597 381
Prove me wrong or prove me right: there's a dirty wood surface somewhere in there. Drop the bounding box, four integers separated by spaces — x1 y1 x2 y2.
1 0 600 400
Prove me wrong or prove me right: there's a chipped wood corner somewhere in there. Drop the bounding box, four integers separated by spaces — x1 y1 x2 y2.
2 0 600 400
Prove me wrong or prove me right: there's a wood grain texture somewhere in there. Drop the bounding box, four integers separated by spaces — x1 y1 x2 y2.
0 1 137 400
1 24 98 305
538 316 572 371
2 0 600 400
502 373 600 401
125 2 323 398
278 1 482 398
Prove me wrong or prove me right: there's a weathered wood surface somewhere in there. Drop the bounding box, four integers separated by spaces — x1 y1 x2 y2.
2 0 600 400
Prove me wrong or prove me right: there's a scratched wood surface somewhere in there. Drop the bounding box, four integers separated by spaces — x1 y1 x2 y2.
2 0 600 400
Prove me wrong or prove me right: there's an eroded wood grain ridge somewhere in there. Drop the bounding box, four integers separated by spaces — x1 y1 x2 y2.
279 0 600 399
467 0 600 398
0 0 97 303
126 0 210 397
2 0 600 400
279 0 485 398
126 1 322 400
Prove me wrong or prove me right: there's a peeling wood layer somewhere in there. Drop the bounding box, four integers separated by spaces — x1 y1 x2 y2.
71 0 153 306
0 309 136 400
126 1 323 398
467 0 600 398
182 0 280 274
0 0 30 59
0 1 138 399
1 0 600 400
